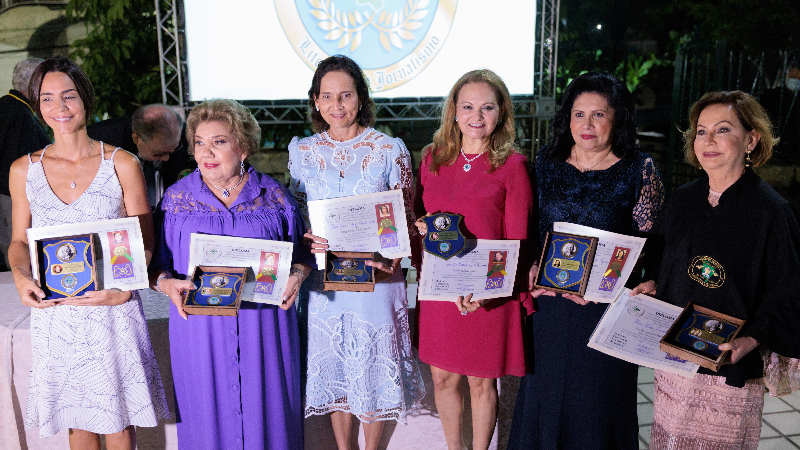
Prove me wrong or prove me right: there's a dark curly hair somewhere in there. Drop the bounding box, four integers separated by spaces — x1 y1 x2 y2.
307 55 375 133
28 56 95 123
548 72 637 161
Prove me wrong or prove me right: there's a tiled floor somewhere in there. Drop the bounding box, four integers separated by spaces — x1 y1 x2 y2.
139 277 800 449
636 367 800 449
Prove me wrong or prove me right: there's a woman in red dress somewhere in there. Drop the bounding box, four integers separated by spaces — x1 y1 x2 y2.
413 69 533 450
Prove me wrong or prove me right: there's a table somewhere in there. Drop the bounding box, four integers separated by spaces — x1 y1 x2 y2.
0 272 177 450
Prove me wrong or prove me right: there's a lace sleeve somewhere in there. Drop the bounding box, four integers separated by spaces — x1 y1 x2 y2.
388 137 416 239
632 156 664 232
287 136 310 229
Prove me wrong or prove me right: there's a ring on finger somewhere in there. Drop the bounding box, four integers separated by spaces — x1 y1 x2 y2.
461 310 468 316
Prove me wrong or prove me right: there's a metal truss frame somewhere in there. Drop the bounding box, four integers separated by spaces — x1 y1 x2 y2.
155 0 185 106
156 0 560 151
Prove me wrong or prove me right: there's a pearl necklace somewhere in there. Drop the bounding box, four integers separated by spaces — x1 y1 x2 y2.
53 141 93 188
460 148 486 172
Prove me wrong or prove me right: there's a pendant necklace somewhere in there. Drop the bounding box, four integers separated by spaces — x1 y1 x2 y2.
460 148 486 172
573 149 612 172
210 161 245 198
54 140 93 188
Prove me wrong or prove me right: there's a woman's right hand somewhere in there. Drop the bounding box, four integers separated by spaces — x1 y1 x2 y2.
304 230 329 254
159 278 196 320
630 280 656 296
528 263 557 299
414 213 432 235
12 269 54 309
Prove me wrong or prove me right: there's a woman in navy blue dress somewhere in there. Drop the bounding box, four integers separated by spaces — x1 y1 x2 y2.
507 72 664 449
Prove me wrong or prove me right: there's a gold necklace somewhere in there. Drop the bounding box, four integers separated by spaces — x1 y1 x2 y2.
573 149 612 172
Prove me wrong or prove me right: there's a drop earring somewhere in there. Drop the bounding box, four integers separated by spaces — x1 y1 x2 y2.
240 160 245 175
455 117 458 122
315 106 319 111
745 150 752 167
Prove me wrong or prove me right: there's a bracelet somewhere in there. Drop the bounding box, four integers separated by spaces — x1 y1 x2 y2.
12 266 31 278
289 267 305 281
156 273 172 294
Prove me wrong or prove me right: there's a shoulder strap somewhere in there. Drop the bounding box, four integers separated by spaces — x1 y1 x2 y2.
31 144 51 163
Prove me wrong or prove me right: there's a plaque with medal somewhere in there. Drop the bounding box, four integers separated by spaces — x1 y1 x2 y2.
35 234 97 300
659 303 745 371
27 218 150 292
423 213 467 260
184 266 247 316
533 231 598 296
323 251 392 292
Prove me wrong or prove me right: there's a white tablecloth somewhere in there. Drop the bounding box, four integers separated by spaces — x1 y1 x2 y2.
0 272 177 450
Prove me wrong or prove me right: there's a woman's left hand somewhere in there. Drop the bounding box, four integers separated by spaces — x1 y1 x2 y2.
60 289 132 306
280 264 311 310
719 336 760 364
364 257 401 276
455 294 488 314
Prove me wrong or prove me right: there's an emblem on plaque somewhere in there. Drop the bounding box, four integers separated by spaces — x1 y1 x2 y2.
423 213 466 260
39 234 97 299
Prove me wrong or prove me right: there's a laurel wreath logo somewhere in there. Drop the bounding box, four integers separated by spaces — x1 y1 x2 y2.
309 0 431 53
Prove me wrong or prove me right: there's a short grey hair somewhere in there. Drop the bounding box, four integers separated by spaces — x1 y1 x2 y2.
131 104 184 142
12 57 44 96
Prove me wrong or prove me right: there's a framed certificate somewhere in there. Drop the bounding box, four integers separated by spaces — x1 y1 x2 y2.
588 289 700 376
307 190 412 269
534 231 598 297
184 266 247 316
660 303 745 372
187 234 295 306
27 218 149 293
35 234 97 300
417 240 520 301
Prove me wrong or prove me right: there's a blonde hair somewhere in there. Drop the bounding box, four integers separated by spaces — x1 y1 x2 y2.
684 91 777 168
426 69 517 174
186 99 261 156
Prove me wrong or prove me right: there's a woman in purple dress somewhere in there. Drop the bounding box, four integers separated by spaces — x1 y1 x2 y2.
149 99 314 450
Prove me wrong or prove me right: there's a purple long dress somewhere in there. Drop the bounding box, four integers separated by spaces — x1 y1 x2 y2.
151 168 314 450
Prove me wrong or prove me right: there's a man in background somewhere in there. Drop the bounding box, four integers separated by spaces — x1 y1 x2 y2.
88 104 195 208
0 57 51 270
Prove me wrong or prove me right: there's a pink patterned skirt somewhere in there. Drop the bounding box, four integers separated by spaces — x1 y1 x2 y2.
650 370 764 450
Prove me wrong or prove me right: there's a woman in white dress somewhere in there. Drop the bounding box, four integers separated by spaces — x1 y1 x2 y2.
289 55 424 450
7 56 167 449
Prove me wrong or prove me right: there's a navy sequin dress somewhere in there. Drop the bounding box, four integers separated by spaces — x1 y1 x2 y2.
507 147 664 450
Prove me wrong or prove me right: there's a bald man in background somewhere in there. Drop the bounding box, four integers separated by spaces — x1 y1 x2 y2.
88 103 195 208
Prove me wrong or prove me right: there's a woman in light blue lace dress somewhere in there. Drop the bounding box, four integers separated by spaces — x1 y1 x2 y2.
289 55 424 450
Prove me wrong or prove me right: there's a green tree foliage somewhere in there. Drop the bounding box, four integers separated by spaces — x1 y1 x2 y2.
67 0 161 120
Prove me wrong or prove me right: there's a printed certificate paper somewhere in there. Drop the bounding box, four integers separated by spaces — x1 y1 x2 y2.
27 217 149 291
588 288 700 376
308 190 411 269
187 234 294 305
418 240 520 301
553 222 647 303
